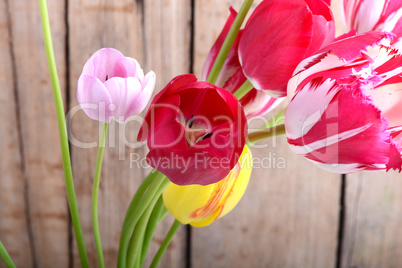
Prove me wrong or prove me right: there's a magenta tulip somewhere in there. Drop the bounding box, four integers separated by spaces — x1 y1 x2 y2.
239 0 335 97
77 48 155 123
202 7 283 119
285 32 402 173
137 74 247 186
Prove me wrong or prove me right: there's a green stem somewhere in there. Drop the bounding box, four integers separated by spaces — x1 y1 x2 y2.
0 241 16 268
38 1 89 267
260 107 286 129
247 124 286 145
126 208 151 268
149 220 182 268
117 171 168 268
233 79 254 100
92 123 109 268
206 0 254 84
140 196 168 267
122 170 159 231
126 182 168 268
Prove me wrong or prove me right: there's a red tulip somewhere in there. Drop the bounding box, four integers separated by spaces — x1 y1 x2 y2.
138 74 247 185
202 7 283 119
239 0 335 97
285 32 402 173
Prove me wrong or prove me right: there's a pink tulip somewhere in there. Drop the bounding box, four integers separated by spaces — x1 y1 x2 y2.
137 74 247 186
77 48 155 123
202 7 283 119
341 0 402 48
239 0 335 97
285 32 402 173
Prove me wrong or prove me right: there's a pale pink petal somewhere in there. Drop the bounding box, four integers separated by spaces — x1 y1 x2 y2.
81 48 125 82
128 71 156 116
113 56 145 80
77 75 113 123
104 77 143 123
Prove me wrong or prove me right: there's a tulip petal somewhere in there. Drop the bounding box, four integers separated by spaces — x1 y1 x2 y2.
242 89 285 119
305 15 335 56
113 56 145 80
162 146 252 227
129 71 156 115
81 48 125 82
77 75 113 123
239 0 314 96
286 79 402 172
104 77 142 122
316 31 393 61
147 149 232 186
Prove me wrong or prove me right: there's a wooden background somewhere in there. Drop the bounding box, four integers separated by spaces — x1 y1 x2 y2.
0 0 401 267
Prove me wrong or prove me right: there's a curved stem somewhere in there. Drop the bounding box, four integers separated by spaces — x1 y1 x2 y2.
0 241 16 268
140 196 168 267
122 170 159 231
233 80 254 100
38 1 89 267
116 170 159 268
117 171 168 268
149 220 182 268
126 182 168 268
206 0 254 84
126 207 152 268
247 124 286 145
260 107 286 129
92 123 108 268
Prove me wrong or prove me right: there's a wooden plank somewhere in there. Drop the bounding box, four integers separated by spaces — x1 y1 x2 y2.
191 1 341 267
4 0 70 267
341 171 402 268
68 0 191 266
0 1 33 267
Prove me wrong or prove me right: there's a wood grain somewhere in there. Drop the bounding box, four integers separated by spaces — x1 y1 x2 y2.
341 171 402 268
0 0 33 267
191 1 341 267
2 0 70 267
68 0 191 266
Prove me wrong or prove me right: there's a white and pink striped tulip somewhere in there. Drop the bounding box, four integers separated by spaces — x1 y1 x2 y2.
285 32 402 173
77 48 155 123
341 0 402 49
202 7 283 119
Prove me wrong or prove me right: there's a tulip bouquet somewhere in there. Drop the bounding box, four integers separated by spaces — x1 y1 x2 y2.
1 0 402 267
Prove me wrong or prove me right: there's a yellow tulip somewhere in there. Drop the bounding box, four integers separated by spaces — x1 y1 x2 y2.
162 146 252 227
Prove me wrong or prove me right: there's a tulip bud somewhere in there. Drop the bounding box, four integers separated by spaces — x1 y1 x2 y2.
162 146 252 227
77 48 156 123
